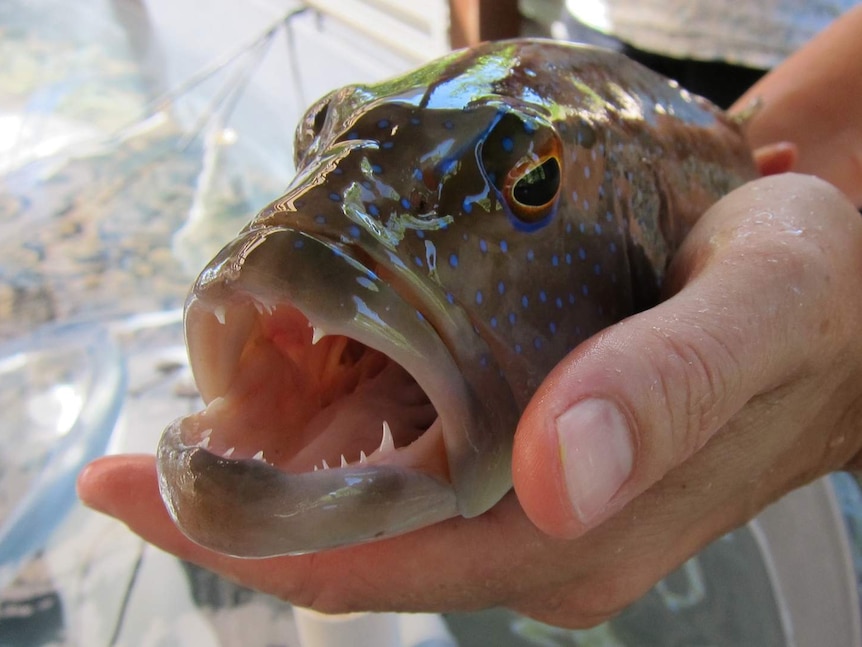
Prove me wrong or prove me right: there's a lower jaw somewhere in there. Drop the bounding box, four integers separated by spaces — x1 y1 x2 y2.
156 412 459 556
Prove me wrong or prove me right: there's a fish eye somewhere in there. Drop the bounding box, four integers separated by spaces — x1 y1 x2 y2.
479 111 562 229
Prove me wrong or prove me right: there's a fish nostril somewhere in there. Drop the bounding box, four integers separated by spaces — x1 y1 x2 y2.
312 101 330 136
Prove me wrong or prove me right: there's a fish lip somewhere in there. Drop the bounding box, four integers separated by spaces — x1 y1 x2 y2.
156 226 479 555
157 415 458 556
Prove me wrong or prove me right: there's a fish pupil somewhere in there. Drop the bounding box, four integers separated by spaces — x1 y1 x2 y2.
513 157 560 207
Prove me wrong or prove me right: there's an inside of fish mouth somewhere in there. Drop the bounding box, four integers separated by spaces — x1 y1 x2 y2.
186 299 448 477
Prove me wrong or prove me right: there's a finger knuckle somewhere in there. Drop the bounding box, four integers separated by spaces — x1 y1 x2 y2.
645 323 743 462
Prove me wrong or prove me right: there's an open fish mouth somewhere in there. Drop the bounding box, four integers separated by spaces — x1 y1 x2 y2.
156 226 488 557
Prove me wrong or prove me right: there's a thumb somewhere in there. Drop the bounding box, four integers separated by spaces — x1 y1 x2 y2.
512 174 852 539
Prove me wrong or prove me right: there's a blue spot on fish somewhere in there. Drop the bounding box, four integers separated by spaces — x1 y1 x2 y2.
377 119 390 129
293 239 304 249
479 239 488 253
368 203 380 217
476 290 484 305
314 214 327 225
462 198 473 213
500 240 509 253
329 192 341 202
527 249 535 261
449 253 458 268
502 137 514 152
440 158 457 175
383 141 394 150
400 197 411 209
371 164 383 174
348 225 361 238
498 281 505 295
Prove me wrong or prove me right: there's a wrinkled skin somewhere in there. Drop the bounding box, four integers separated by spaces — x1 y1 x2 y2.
80 172 862 627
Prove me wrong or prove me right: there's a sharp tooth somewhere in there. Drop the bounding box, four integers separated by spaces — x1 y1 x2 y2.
253 300 265 315
378 421 395 454
199 436 211 450
213 305 226 325
201 429 212 439
223 447 235 458
312 326 326 345
313 465 319 471
340 454 348 468
359 450 368 464
252 450 264 461
321 458 330 470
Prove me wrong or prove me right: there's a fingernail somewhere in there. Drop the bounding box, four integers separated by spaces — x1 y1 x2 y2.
556 399 634 525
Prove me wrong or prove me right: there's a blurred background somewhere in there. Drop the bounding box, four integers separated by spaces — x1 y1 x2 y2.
1 1 861 645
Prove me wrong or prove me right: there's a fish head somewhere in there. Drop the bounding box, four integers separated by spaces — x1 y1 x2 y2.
156 41 754 557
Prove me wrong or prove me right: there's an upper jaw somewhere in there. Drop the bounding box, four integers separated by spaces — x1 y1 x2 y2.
157 226 491 555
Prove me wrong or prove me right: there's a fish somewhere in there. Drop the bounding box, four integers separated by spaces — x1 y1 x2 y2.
156 39 758 557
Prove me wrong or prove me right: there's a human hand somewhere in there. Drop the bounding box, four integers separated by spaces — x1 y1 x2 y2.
732 4 862 207
78 173 862 628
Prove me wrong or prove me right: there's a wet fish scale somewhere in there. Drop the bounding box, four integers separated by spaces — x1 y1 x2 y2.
156 40 757 556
